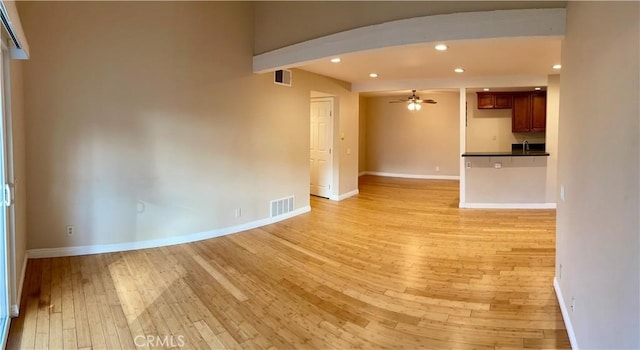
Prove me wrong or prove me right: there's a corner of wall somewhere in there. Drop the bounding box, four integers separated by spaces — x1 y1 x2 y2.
358 95 367 173
545 74 560 203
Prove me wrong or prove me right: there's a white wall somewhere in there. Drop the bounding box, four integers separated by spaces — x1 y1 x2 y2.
20 2 359 251
545 75 560 203
556 2 639 348
464 156 547 204
364 91 460 177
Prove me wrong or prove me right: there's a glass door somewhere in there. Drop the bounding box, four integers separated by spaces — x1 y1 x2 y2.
0 40 12 348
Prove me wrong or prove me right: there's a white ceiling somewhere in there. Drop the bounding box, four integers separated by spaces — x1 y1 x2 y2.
297 36 562 92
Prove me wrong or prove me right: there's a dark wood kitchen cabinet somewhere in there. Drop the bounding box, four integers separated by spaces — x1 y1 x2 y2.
495 94 513 109
477 93 494 109
477 92 513 109
512 92 546 132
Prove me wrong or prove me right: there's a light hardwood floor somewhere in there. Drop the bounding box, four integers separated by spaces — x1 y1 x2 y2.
7 176 570 349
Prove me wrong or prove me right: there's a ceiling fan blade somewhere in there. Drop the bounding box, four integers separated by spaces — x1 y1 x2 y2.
424 100 437 104
389 100 408 103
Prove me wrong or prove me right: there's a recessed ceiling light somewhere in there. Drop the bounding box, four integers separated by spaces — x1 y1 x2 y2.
435 44 448 51
369 73 378 78
454 68 465 73
483 88 490 91
535 87 542 90
330 57 341 63
553 64 562 70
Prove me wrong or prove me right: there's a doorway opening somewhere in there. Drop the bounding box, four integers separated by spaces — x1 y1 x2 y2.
309 96 335 199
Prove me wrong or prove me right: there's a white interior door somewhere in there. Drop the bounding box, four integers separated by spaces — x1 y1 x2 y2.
310 98 333 198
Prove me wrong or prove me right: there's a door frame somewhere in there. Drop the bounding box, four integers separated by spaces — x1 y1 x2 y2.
310 96 336 199
1 41 16 319
0 39 14 348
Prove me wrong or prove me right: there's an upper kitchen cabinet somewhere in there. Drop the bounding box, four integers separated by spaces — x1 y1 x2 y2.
476 92 513 109
512 92 547 132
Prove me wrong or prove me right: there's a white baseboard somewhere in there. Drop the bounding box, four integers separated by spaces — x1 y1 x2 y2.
10 305 18 318
358 171 367 177
459 202 557 209
363 171 459 180
554 277 578 349
26 206 311 259
330 189 359 201
11 254 28 317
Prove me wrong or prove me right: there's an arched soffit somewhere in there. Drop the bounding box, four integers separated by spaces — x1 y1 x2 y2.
253 8 566 73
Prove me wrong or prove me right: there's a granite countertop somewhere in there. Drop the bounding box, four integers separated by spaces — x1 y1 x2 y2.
462 142 549 157
462 150 550 157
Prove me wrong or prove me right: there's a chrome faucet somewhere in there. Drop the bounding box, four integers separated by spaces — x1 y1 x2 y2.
522 140 529 152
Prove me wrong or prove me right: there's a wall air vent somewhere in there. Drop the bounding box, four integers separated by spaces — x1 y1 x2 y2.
270 196 294 218
274 69 292 87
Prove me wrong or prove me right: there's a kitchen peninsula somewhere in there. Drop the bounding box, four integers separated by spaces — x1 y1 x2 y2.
461 146 551 208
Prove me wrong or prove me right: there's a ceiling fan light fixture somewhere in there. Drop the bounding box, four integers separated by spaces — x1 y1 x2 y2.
454 68 465 73
389 89 434 109
369 73 378 78
407 99 422 111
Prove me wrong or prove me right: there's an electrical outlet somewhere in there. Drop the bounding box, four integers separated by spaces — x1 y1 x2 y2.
559 264 563 279
570 297 576 312
466 161 472 168
560 185 565 201
234 208 242 217
66 225 75 236
435 166 440 172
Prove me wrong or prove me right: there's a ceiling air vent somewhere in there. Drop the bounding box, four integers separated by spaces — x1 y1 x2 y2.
274 69 292 87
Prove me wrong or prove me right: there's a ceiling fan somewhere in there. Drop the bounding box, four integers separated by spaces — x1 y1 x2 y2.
389 90 437 110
